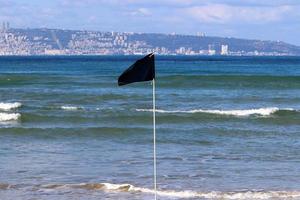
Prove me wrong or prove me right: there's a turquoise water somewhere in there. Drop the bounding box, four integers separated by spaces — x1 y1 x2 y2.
0 56 300 199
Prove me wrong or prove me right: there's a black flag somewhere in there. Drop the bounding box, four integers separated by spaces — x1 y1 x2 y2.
118 53 155 86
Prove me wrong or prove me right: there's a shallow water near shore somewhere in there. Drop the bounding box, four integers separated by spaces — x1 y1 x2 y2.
0 55 300 199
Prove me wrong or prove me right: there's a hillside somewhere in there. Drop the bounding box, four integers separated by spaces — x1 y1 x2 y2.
1 28 299 55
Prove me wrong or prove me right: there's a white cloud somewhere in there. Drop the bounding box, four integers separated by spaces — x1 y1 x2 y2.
59 0 300 8
125 8 152 17
136 8 152 16
182 4 293 24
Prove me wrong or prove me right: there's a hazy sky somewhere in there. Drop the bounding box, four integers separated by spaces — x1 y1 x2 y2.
1 0 300 45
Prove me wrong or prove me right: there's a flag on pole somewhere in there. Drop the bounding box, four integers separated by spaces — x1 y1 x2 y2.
118 53 158 200
118 53 155 86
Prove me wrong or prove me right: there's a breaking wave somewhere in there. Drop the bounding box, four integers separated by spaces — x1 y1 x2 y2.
0 113 21 122
136 107 296 117
61 106 80 111
2 182 300 199
0 102 22 111
38 182 300 199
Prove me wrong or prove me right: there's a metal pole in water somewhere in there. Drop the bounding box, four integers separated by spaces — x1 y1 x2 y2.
152 79 157 200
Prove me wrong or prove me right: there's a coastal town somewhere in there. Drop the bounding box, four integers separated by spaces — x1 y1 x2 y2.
0 22 298 56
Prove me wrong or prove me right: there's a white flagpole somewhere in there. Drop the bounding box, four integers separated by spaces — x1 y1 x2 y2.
152 78 157 200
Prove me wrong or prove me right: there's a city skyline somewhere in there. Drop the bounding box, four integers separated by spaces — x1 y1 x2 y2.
1 26 299 56
1 0 300 46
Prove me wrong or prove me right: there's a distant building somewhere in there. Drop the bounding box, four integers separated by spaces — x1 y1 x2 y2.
197 32 205 37
44 49 65 55
176 47 186 54
221 44 229 55
199 49 209 55
1 21 10 31
208 44 216 55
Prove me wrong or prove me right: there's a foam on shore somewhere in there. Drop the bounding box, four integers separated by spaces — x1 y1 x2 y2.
39 182 300 199
2 182 300 199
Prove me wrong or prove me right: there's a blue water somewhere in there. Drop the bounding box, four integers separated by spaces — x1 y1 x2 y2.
0 56 300 199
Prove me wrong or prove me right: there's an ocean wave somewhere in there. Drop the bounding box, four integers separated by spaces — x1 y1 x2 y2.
136 107 296 117
0 113 21 121
157 75 300 89
61 106 80 111
2 182 300 199
0 102 22 111
39 182 300 199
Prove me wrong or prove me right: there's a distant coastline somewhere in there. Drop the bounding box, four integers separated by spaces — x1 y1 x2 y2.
0 54 300 57
1 27 300 56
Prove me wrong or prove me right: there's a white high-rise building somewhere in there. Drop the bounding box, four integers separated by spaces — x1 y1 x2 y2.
208 44 216 55
221 44 229 55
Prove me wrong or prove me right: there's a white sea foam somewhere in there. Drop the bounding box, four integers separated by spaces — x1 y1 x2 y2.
0 113 21 121
40 182 300 199
0 102 22 111
61 106 80 110
136 107 295 117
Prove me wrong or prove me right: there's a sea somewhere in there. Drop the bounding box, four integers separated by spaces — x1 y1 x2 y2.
0 55 300 200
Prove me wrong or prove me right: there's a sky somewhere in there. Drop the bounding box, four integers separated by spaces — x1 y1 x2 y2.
1 0 300 45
